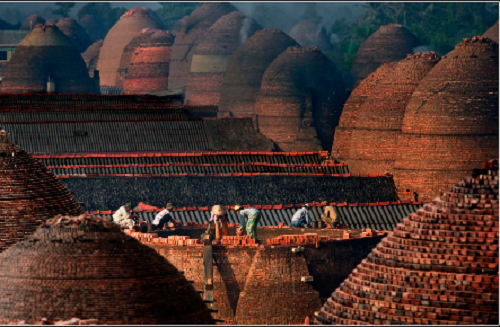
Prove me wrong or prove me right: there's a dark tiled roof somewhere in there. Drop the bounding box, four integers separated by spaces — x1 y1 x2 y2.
100 86 123 95
0 30 29 45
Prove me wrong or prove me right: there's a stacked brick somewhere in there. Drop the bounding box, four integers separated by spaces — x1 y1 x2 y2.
395 37 499 201
482 21 499 43
168 2 237 90
78 15 106 43
255 46 346 151
123 30 175 95
56 18 92 53
0 215 214 325
96 8 165 86
0 130 82 253
185 12 262 106
351 24 421 85
346 52 441 175
331 62 397 162
0 24 96 94
20 14 45 30
218 29 299 117
289 19 332 51
81 40 103 78
315 163 499 325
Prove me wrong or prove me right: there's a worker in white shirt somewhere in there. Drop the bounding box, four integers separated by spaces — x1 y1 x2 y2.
152 203 175 230
113 203 131 223
291 203 310 228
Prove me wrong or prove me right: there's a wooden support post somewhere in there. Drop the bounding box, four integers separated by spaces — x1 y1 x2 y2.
203 236 214 305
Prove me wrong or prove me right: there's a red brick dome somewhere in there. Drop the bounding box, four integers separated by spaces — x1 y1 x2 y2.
56 18 92 53
0 24 95 94
20 14 45 30
255 46 346 151
395 37 499 201
0 215 214 325
78 14 107 43
289 19 332 51
344 53 441 175
331 62 397 162
123 30 175 95
81 40 103 79
351 24 421 85
0 131 82 254
96 8 165 86
168 2 237 90
185 11 262 106
315 163 499 325
218 29 299 116
483 21 499 43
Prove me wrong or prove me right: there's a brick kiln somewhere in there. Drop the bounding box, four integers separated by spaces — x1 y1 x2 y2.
56 18 92 53
20 14 45 30
255 46 346 152
81 40 103 78
394 37 499 201
315 162 499 325
289 19 333 51
351 24 421 85
343 52 441 176
96 8 165 86
78 14 106 43
168 2 237 90
0 131 82 254
218 29 299 117
331 62 397 163
483 21 499 44
0 215 214 325
0 24 96 94
123 30 175 95
185 12 262 106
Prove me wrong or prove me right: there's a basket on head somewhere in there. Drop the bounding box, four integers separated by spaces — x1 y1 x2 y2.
211 205 227 215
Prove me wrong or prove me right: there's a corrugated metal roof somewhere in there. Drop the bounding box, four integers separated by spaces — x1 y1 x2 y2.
0 30 29 45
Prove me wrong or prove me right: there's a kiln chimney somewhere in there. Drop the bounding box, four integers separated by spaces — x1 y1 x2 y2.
46 74 55 93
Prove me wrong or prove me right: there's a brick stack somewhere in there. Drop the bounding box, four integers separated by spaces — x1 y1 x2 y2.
315 163 499 325
255 46 346 151
78 14 106 43
123 30 175 95
289 19 332 51
96 8 165 86
331 62 397 163
56 18 92 53
20 14 45 30
351 24 421 85
168 2 237 90
81 40 103 78
346 52 441 175
482 21 499 43
0 130 82 254
185 12 262 106
395 37 499 201
0 215 214 325
218 29 298 117
0 24 95 94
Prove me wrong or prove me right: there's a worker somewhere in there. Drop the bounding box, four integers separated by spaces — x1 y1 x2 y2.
291 203 310 228
118 213 139 230
234 205 262 240
320 205 338 228
152 203 175 230
113 203 131 224
208 205 229 239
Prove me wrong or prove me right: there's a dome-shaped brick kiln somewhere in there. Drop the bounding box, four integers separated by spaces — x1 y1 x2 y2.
0 24 96 94
331 62 397 162
78 14 107 43
96 8 165 86
315 162 499 325
342 52 441 175
0 215 214 325
56 18 92 53
168 2 237 90
255 46 346 151
81 40 103 78
483 21 499 43
394 37 499 201
184 11 262 106
218 29 299 117
351 24 421 85
123 30 175 95
0 131 82 254
289 19 332 51
20 14 45 30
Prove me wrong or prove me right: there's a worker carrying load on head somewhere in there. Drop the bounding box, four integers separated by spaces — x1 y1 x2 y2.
320 205 338 228
152 203 175 230
113 203 131 223
234 205 262 240
208 205 229 239
291 203 310 228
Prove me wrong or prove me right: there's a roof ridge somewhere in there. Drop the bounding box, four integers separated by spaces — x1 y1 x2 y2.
33 151 328 158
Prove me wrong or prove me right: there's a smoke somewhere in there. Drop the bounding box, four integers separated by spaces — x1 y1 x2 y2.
412 45 434 54
330 33 340 44
239 17 252 44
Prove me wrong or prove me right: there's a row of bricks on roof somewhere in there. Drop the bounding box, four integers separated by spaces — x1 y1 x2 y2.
1 116 257 124
32 151 330 158
45 163 345 169
56 172 380 178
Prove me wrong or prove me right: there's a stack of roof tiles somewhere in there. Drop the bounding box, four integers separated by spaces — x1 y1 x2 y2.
0 130 82 254
185 12 262 106
0 24 96 94
482 21 499 43
255 46 346 151
55 18 92 53
315 162 499 325
351 24 421 85
168 2 236 90
123 30 175 95
78 14 106 43
81 40 103 78
218 29 299 117
19 14 45 30
0 215 214 324
394 37 498 201
96 8 165 86
289 19 332 51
